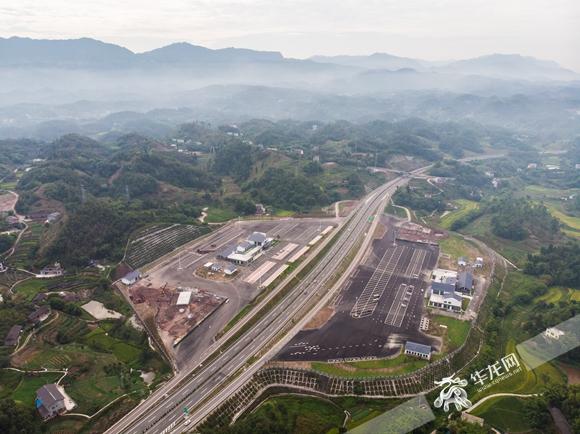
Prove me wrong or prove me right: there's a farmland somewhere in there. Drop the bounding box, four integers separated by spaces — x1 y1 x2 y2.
438 199 479 230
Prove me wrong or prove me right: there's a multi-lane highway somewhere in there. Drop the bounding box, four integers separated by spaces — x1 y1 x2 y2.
105 167 427 434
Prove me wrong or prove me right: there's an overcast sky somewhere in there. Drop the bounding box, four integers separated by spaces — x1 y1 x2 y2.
1 0 579 70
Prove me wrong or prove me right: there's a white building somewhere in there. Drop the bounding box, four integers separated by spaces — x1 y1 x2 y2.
429 291 462 312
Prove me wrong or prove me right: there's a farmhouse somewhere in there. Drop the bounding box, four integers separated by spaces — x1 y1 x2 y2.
37 263 64 278
457 256 467 267
4 324 22 346
474 257 484 268
28 306 50 324
404 341 432 360
36 384 66 420
121 270 142 285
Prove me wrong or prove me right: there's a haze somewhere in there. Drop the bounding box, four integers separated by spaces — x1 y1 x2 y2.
2 0 579 71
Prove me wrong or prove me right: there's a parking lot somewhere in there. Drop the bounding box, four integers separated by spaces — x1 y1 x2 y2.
135 217 339 367
277 221 440 362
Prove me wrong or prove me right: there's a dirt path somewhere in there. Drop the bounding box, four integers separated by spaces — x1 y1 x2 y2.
466 392 538 413
198 207 209 223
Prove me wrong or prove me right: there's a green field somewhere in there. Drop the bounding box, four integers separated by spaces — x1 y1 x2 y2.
439 199 479 230
432 315 471 350
82 327 142 365
385 202 408 219
311 353 428 378
205 207 238 223
438 233 477 261
0 370 63 408
546 204 580 238
12 278 49 301
471 396 539 433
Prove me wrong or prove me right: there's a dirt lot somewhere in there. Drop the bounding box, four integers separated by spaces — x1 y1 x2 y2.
128 284 225 349
0 192 17 213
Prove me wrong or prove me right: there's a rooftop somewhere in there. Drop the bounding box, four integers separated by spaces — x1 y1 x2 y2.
36 383 64 407
405 341 431 355
248 231 267 244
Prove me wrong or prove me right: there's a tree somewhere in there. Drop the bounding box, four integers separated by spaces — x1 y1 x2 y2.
0 399 41 434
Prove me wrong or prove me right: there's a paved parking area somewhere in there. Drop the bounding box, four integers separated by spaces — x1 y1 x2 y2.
139 217 339 368
277 222 439 362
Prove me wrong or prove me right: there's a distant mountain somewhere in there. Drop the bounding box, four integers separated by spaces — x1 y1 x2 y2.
0 37 133 67
310 52 427 71
438 54 579 81
137 42 283 64
0 37 285 68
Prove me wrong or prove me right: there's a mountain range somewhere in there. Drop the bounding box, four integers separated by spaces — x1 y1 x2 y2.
1 36 578 82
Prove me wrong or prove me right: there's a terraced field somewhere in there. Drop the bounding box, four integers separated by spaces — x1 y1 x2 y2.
124 224 211 269
7 222 44 269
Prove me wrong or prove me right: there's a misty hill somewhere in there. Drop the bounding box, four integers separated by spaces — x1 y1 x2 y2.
310 52 427 71
440 54 580 81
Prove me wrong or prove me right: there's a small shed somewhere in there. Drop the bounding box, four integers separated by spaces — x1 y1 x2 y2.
404 341 432 360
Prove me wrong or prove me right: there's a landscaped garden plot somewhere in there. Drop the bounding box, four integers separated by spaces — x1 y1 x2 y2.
124 224 210 269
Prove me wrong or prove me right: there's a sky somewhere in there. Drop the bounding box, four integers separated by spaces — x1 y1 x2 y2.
1 0 579 71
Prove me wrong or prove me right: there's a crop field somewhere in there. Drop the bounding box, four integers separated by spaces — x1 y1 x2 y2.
472 396 539 433
439 199 479 229
8 222 44 269
546 204 580 239
125 223 210 269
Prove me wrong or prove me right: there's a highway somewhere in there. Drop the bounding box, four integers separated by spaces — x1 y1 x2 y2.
105 166 428 434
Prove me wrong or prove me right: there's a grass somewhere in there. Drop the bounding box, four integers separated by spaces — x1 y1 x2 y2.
471 396 538 432
432 315 471 350
439 199 479 230
10 371 63 408
385 202 408 219
311 354 428 378
12 278 49 301
206 207 238 223
546 203 580 239
273 209 295 217
251 395 343 434
438 233 474 261
82 327 142 366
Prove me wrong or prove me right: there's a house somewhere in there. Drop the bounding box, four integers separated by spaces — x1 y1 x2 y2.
28 306 50 324
37 263 64 278
404 341 432 360
32 292 47 304
545 327 565 340
255 204 266 215
4 325 22 346
210 263 222 272
121 270 141 286
236 240 254 253
430 281 456 295
45 212 61 224
248 232 269 247
431 268 457 284
5 215 20 227
203 262 213 269
429 291 462 312
456 271 474 294
457 256 468 267
36 384 66 420
224 264 238 276
474 257 484 268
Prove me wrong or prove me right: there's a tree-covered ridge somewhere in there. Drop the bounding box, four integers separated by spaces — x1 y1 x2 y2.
525 242 580 287
488 196 560 241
